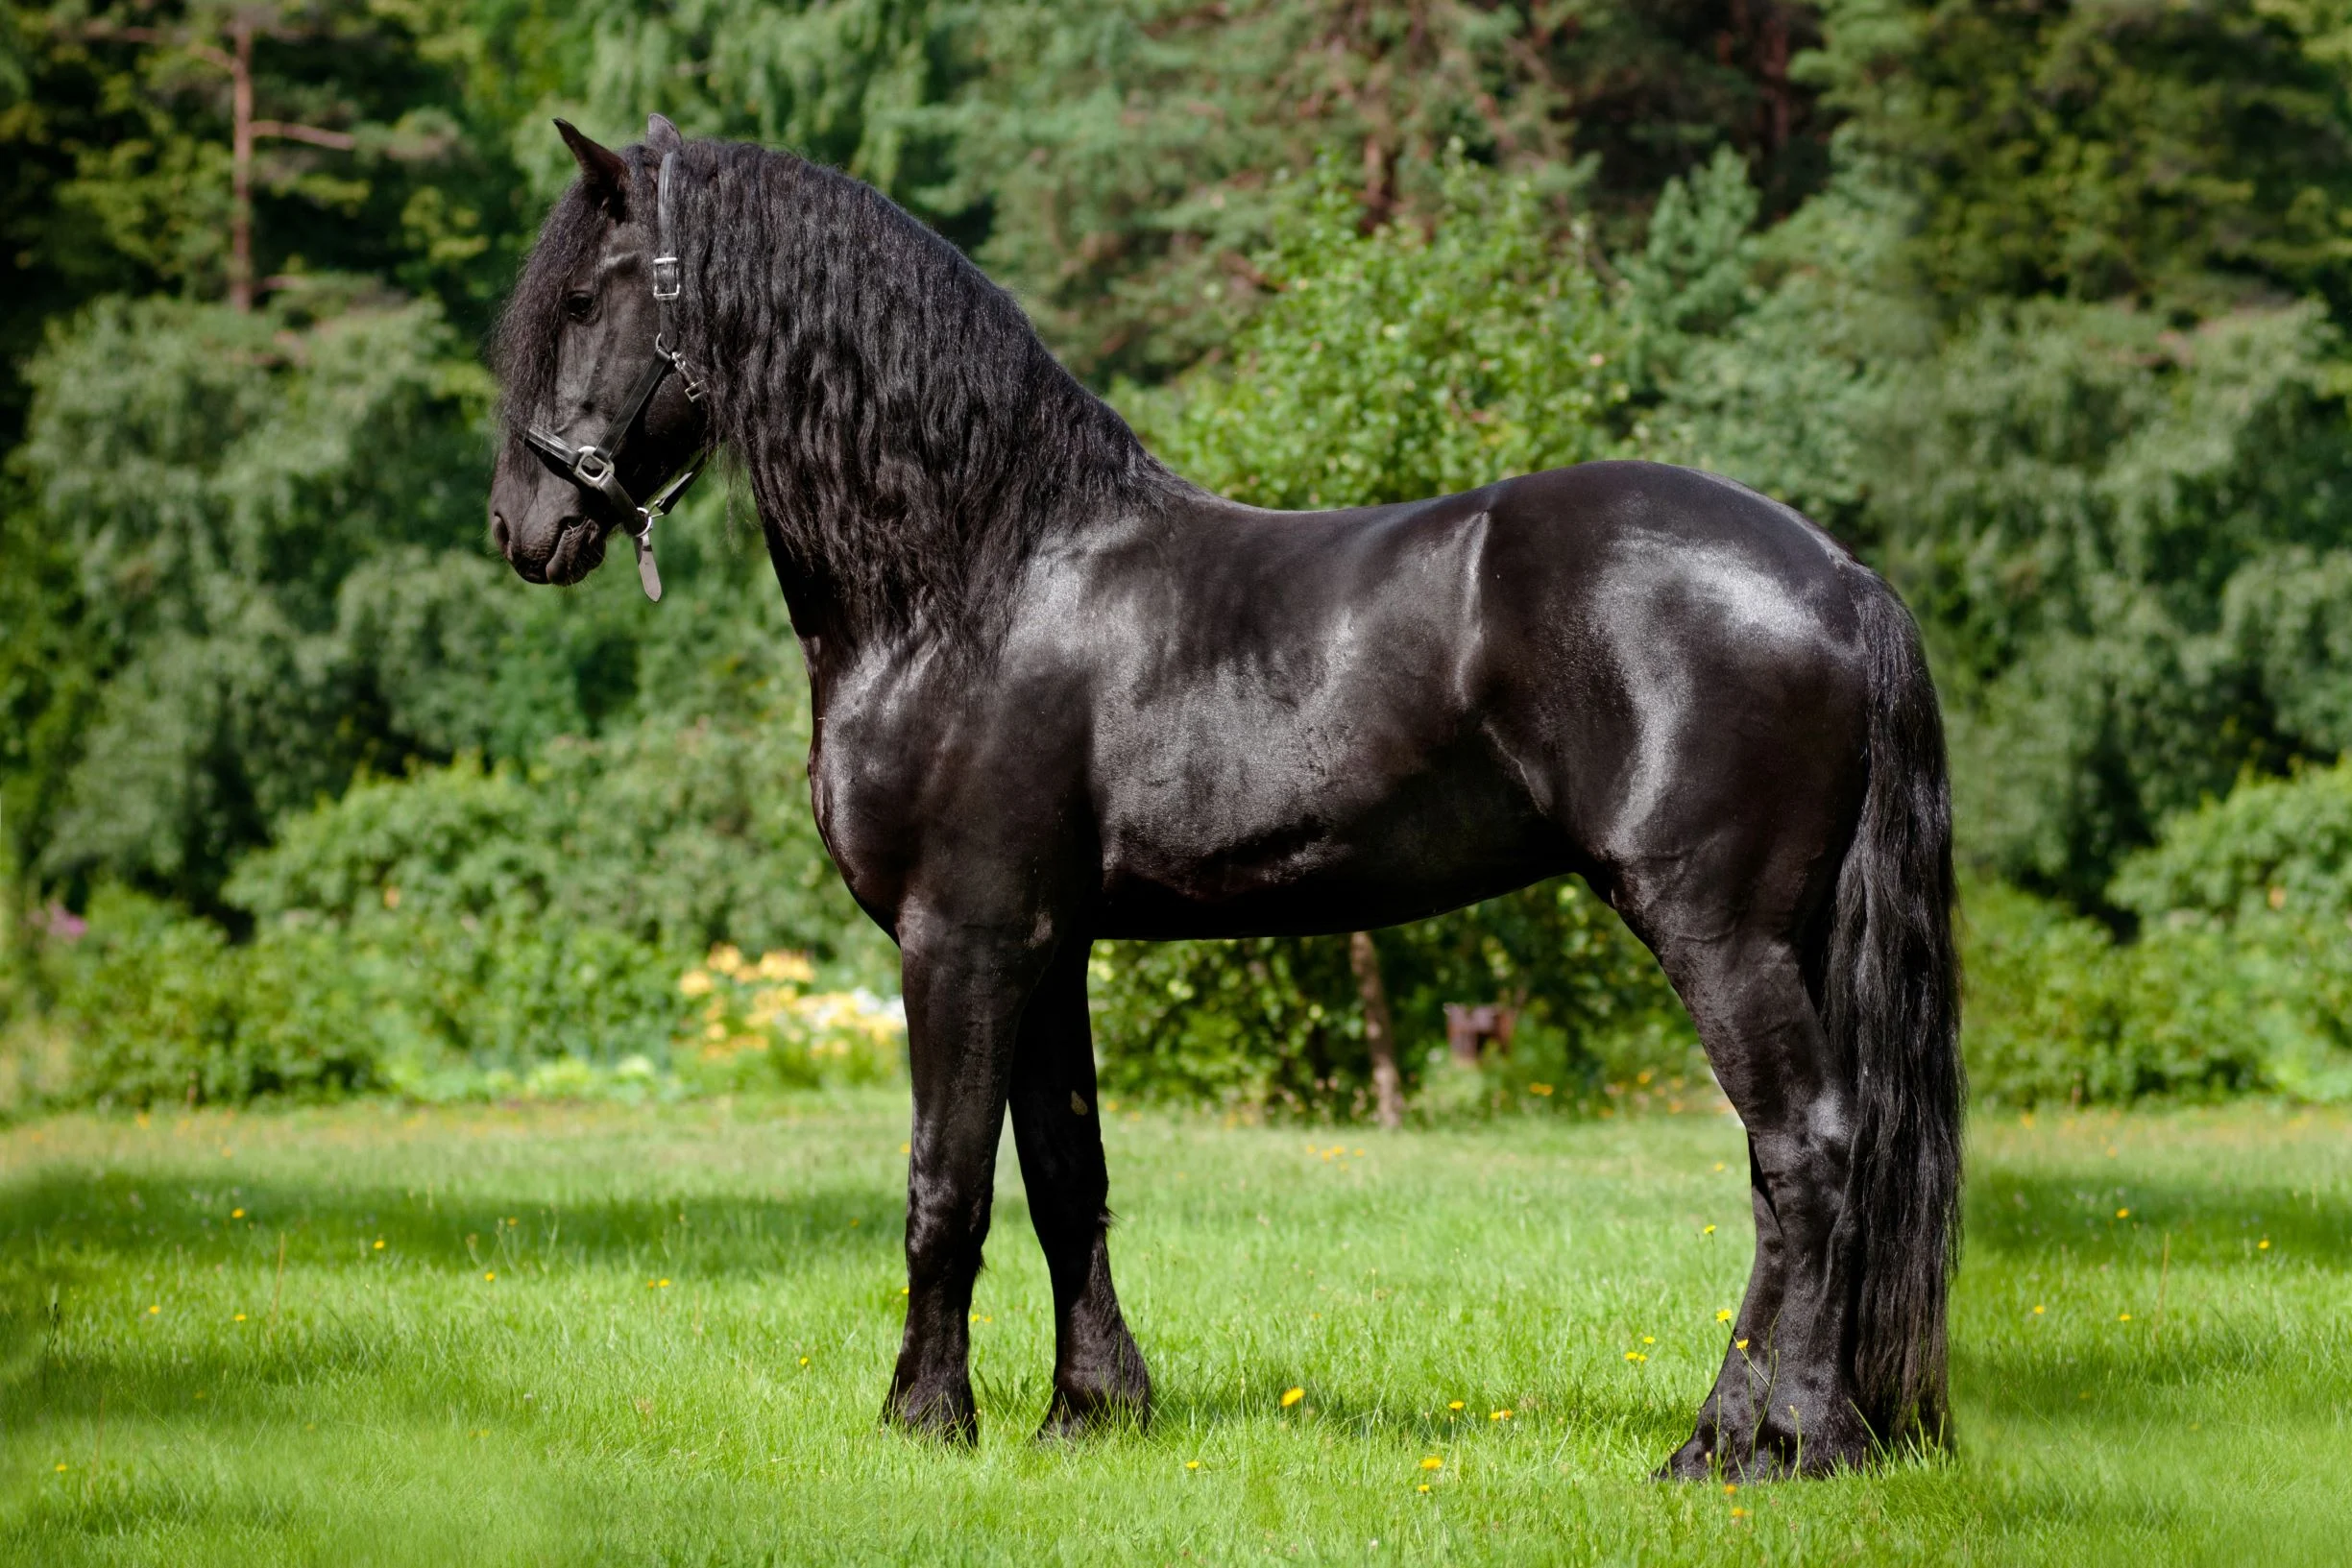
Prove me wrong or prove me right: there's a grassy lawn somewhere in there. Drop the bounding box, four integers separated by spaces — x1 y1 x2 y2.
0 1095 2344 1565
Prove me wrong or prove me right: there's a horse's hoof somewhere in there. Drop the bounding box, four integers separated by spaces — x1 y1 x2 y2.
1034 1387 1151 1442
1654 1435 1720 1482
882 1384 979 1446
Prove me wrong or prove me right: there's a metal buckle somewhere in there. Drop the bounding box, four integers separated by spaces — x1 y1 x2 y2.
657 335 705 402
572 446 614 485
651 255 681 301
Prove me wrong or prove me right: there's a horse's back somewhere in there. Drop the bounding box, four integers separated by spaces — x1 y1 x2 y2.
1073 460 1872 935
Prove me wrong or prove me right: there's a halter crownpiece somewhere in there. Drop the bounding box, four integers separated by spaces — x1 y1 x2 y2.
525 148 710 601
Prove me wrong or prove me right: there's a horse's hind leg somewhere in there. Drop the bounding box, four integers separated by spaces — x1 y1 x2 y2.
1614 876 1871 1478
1008 940 1152 1436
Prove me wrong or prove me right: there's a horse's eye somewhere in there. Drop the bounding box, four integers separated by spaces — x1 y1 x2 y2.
564 290 595 321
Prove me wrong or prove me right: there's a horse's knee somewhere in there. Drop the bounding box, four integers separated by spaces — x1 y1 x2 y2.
905 1189 992 1282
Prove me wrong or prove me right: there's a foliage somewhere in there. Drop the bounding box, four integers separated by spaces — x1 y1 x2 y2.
1089 879 1697 1119
2111 757 2352 920
12 289 497 905
930 0 1834 381
0 0 542 431
1128 154 1634 509
1816 0 2352 321
672 943 905 1094
12 0 2352 1116
1960 878 2275 1107
1958 762 2352 1108
1637 148 2352 907
1905 302 2352 905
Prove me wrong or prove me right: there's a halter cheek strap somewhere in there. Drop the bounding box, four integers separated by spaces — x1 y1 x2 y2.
525 150 710 601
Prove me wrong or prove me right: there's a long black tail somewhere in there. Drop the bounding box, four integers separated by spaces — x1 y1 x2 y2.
1825 565 1963 1446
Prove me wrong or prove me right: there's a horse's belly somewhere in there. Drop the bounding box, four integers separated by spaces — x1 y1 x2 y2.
1090 728 1567 939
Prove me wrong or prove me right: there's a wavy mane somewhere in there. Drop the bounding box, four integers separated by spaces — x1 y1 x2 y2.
496 139 1171 639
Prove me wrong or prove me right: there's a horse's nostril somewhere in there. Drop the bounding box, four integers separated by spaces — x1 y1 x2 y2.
491 511 510 554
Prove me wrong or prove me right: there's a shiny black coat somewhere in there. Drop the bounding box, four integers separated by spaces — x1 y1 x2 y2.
490 123 1962 1478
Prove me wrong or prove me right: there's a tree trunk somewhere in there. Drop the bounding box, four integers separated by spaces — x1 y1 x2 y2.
1349 929 1402 1129
229 21 255 312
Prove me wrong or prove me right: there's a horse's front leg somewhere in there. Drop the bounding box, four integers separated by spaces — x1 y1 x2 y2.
885 912 1052 1442
1007 938 1151 1436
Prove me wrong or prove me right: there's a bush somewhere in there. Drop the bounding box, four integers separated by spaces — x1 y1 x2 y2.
1088 879 1699 1120
1961 761 2352 1107
1126 150 1636 512
1960 879 2272 1107
47 888 375 1106
36 890 906 1109
672 944 906 1094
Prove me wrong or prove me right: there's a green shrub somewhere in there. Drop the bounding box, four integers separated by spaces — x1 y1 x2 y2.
2110 760 2352 920
1960 761 2352 1107
1087 879 1698 1120
1960 878 2271 1106
47 888 375 1106
1125 150 1635 512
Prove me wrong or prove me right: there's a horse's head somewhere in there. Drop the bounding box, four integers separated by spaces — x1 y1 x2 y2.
490 116 707 595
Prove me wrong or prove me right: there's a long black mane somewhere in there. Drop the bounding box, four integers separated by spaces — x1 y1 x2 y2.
496 139 1168 637
489 127 1965 1474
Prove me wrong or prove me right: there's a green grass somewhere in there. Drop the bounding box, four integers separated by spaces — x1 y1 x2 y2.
1 1096 2345 1565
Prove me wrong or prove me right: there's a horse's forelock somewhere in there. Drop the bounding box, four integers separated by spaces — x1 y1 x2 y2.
492 175 635 437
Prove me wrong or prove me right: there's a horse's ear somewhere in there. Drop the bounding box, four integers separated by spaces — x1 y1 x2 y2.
555 118 630 219
646 113 685 157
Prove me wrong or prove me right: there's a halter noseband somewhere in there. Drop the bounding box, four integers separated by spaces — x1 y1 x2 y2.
525 150 709 601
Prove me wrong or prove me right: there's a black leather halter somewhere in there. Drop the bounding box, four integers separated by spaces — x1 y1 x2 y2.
525 151 708 601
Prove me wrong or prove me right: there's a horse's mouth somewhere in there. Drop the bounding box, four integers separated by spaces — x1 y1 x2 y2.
544 518 610 586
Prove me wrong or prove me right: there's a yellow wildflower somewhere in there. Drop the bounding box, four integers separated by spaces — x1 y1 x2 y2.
1280 1387 1304 1408
484 1271 497 1282
679 970 715 999
233 1313 247 1322
1447 1401 1465 1411
231 1208 245 1219
1491 1409 1513 1420
1186 1459 1201 1471
374 1240 385 1250
756 950 815 984
1716 1310 1734 1322
708 943 746 976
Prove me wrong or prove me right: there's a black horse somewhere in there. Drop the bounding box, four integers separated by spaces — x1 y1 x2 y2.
488 118 1961 1478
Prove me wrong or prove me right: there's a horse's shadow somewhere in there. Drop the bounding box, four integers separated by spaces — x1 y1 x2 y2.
1955 1165 2351 1423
